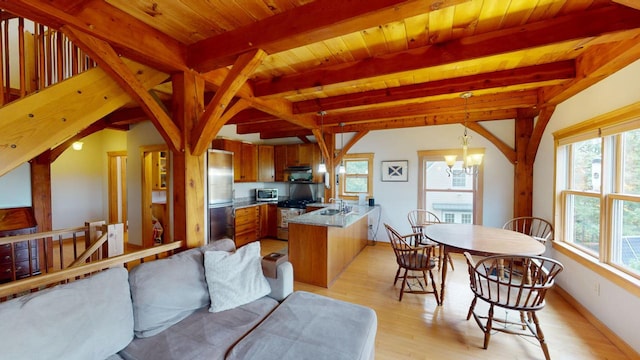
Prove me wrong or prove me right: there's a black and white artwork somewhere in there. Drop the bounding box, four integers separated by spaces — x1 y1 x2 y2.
381 160 408 182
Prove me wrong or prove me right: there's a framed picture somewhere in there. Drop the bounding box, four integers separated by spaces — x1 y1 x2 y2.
381 160 408 182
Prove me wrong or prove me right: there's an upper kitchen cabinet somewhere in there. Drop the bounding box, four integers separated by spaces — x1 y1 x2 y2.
212 139 257 182
274 144 322 182
151 151 167 190
258 145 275 182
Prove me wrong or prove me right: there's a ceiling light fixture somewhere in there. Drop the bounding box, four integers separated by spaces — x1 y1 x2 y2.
444 92 483 176
317 111 327 173
338 123 346 174
72 141 83 151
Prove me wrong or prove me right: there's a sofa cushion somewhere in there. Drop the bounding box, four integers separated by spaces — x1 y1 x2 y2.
129 240 237 338
204 241 271 313
0 267 133 360
119 296 279 360
227 291 378 360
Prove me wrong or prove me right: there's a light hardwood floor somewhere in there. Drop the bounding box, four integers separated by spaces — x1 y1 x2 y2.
259 239 632 360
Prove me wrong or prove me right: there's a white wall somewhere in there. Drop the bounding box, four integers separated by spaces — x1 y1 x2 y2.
536 59 640 354
0 163 31 207
126 122 165 246
347 124 514 240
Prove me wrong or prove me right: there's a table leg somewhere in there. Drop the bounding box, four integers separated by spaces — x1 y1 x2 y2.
439 245 449 305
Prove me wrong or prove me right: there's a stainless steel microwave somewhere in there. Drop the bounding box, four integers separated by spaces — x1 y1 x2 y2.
256 188 278 202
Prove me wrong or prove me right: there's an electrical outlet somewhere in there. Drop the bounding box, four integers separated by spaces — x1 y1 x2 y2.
594 283 600 296
368 224 373 229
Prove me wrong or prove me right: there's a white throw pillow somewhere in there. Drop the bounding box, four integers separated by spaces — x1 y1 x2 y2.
204 241 271 313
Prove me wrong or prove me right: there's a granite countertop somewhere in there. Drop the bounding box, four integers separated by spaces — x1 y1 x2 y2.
288 204 378 228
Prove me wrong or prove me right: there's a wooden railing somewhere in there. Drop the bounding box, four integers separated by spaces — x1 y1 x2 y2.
0 241 183 300
0 10 96 107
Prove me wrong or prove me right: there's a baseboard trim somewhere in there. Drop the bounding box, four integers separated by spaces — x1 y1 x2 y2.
555 285 639 359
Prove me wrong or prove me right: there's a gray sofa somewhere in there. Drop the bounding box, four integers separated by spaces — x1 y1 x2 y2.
0 239 377 360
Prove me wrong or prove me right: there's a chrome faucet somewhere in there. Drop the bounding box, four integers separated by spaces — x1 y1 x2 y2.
328 198 346 213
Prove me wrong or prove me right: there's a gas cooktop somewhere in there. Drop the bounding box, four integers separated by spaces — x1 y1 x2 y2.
277 199 313 209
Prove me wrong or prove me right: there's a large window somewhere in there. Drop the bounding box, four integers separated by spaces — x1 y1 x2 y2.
418 150 484 224
556 119 640 279
339 153 374 200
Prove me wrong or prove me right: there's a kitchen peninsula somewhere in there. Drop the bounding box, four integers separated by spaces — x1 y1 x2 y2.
287 204 378 287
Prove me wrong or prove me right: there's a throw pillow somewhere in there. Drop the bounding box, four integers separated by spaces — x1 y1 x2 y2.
204 242 271 313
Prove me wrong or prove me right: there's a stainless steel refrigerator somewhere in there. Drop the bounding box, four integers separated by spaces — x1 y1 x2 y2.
207 149 234 242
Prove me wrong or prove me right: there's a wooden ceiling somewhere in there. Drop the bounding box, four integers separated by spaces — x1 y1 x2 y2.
4 0 640 146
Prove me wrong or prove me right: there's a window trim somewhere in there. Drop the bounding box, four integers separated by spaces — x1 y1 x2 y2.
417 149 484 224
553 100 640 298
339 153 374 200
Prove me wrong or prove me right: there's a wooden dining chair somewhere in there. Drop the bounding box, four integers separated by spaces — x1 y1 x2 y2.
407 209 453 270
463 252 564 360
502 216 553 244
384 224 440 304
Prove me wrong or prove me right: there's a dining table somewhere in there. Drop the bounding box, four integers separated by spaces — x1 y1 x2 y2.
422 223 546 305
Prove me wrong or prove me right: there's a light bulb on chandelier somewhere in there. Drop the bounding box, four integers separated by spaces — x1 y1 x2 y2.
444 92 483 176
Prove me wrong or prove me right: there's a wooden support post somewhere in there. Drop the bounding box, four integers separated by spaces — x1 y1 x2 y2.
172 72 206 249
514 112 535 218
30 151 53 267
105 223 124 257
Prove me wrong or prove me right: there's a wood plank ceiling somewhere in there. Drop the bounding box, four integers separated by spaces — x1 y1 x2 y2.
4 0 640 150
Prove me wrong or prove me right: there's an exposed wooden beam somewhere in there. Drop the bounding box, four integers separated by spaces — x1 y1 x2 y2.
62 26 182 152
1 0 187 72
227 109 278 124
614 0 640 11
292 61 576 114
187 0 467 72
526 105 556 164
191 49 266 155
466 122 516 164
319 91 537 125
49 118 109 162
199 71 317 130
259 129 314 140
253 5 640 97
334 131 369 166
541 33 640 105
311 128 330 163
0 61 163 177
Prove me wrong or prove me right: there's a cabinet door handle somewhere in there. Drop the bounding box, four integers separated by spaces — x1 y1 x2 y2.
3 255 11 261
4 268 11 273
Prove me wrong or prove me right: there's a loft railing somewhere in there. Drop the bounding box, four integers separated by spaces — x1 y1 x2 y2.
0 241 183 300
0 10 96 107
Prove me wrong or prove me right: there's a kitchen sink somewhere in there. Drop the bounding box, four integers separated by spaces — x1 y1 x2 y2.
319 208 341 216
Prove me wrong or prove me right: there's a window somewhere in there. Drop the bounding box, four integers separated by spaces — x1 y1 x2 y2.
339 153 374 200
556 118 640 279
444 213 455 223
418 150 484 224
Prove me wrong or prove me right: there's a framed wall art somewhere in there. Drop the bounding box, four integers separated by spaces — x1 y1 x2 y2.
381 160 408 182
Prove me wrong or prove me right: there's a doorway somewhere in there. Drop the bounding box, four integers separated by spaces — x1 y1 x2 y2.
107 151 127 229
141 145 169 248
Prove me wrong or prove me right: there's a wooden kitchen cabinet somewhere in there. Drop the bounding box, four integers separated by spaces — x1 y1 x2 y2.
234 206 259 247
257 145 275 182
151 151 167 190
212 139 257 182
274 145 287 181
260 203 278 238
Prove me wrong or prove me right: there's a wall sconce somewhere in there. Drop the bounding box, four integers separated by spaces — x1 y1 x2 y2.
72 141 84 151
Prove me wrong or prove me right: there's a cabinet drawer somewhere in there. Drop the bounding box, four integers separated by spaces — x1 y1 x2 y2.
235 231 257 247
14 260 40 278
1 253 13 265
14 248 38 262
235 221 258 234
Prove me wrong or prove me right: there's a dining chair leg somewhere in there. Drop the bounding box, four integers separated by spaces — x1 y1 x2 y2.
398 268 409 301
427 269 440 305
393 266 401 285
447 253 455 270
531 312 551 360
466 296 478 321
483 304 494 350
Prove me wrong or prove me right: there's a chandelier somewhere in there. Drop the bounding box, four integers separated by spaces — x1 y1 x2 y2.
444 92 483 176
